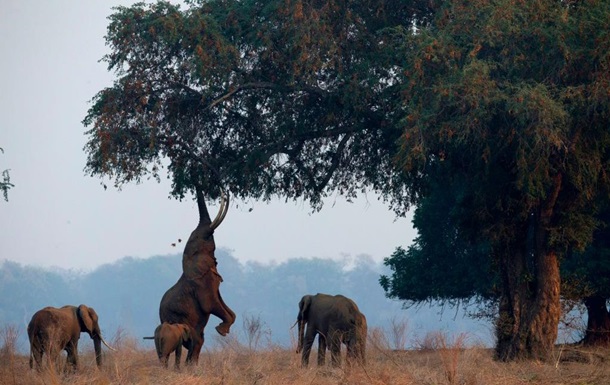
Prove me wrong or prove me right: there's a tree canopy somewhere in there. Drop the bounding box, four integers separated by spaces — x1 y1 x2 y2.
84 0 437 207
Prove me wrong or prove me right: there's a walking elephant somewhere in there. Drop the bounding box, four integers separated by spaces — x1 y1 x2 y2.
153 322 193 369
159 187 236 365
296 293 367 367
27 304 115 370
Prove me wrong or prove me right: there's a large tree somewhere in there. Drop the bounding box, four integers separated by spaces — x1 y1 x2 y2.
83 0 435 205
393 0 610 360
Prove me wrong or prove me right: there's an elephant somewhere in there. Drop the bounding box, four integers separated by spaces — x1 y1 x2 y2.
296 293 367 368
153 322 193 369
27 304 115 370
159 187 236 365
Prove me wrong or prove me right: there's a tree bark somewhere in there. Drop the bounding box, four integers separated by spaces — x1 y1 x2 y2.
495 210 561 361
583 295 610 346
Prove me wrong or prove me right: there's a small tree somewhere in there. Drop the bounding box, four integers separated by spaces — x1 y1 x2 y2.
0 148 13 202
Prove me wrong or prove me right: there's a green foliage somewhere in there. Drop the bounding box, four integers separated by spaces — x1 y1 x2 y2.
381 176 496 307
84 0 437 208
562 205 610 301
396 0 610 250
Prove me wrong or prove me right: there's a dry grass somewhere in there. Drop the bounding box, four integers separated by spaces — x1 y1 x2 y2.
1 327 609 385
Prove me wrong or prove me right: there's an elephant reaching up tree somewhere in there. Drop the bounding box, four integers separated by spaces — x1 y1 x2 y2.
27 304 115 371
296 293 367 368
159 187 236 365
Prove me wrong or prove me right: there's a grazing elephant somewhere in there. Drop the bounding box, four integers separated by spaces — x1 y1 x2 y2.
27 304 115 370
153 322 193 369
296 293 367 368
159 187 236 365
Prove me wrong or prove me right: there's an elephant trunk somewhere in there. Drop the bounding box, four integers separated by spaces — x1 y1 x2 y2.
296 296 310 354
93 337 102 366
296 318 305 354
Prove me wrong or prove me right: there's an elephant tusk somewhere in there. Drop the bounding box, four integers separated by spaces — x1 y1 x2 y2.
101 336 117 351
210 188 229 230
289 320 298 330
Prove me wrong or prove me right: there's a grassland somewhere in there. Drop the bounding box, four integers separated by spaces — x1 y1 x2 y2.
1 326 609 385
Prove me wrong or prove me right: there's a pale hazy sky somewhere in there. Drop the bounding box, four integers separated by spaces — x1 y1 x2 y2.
0 0 416 271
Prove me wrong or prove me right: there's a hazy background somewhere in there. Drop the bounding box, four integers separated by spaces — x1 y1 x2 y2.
0 252 492 354
0 0 415 271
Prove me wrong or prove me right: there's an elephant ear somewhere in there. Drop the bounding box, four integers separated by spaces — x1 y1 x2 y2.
77 304 96 335
298 295 312 321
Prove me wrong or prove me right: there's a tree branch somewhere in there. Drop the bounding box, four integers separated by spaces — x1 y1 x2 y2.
315 133 351 193
204 82 327 110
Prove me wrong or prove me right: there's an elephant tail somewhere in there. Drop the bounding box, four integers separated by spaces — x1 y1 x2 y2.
142 336 155 340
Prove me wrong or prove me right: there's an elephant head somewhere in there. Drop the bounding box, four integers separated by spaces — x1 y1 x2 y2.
28 304 115 370
77 304 114 366
159 187 236 365
296 295 313 354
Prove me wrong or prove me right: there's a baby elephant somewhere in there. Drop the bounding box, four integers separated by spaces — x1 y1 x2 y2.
154 322 193 369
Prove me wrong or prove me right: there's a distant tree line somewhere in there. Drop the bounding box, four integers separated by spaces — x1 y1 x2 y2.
0 252 485 353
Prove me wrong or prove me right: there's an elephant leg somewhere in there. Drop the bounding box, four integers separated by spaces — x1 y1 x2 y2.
301 327 317 367
345 342 355 365
175 345 182 370
329 331 342 368
186 330 204 366
65 341 78 371
317 334 327 366
30 344 43 371
213 293 236 336
161 355 169 368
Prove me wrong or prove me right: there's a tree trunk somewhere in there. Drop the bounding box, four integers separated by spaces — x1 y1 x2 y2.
495 214 561 361
582 295 610 346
